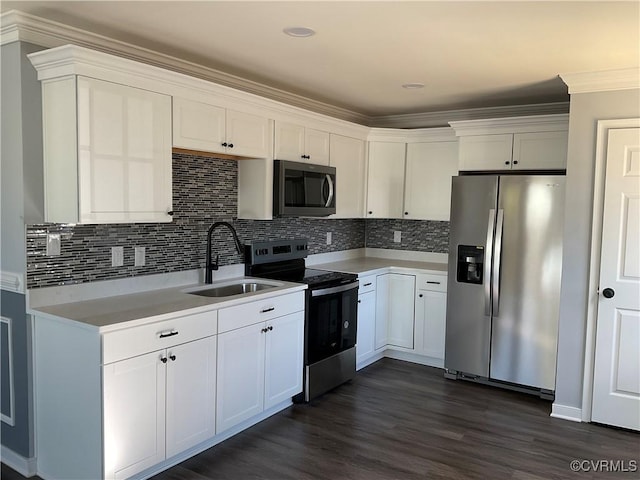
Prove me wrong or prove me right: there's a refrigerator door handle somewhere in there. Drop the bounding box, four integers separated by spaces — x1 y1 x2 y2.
492 209 505 317
484 209 496 316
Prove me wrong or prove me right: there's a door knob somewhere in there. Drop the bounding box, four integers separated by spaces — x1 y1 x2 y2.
602 288 615 298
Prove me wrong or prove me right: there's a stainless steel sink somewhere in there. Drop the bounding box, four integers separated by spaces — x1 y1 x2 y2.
186 282 277 298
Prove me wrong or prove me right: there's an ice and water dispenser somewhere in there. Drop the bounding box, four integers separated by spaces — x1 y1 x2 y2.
456 245 484 284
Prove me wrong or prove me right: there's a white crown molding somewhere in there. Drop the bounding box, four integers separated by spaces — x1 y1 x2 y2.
1 9 575 130
449 113 569 136
368 126 457 143
560 68 640 94
1 10 369 125
369 102 570 129
1 271 24 294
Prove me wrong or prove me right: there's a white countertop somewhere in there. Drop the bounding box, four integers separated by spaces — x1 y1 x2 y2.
312 257 448 276
31 277 306 332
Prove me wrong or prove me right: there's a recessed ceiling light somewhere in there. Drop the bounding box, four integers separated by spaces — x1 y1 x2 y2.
402 83 425 89
283 27 316 38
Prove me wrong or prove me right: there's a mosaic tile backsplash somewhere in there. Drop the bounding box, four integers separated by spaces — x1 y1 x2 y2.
26 153 448 288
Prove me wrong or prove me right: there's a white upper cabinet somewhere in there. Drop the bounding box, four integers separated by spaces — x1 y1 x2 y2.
41 76 173 224
274 121 330 165
329 134 366 218
366 142 406 218
451 114 569 172
404 141 459 221
173 97 272 159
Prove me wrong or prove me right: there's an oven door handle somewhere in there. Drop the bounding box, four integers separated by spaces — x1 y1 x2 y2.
310 281 359 297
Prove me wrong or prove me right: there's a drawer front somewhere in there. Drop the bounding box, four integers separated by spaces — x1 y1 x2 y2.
416 274 447 292
103 310 218 364
358 275 376 294
218 291 305 333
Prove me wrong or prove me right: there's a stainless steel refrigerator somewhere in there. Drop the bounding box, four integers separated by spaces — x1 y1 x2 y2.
444 175 565 396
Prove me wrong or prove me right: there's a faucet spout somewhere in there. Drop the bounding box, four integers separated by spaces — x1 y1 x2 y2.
205 222 245 284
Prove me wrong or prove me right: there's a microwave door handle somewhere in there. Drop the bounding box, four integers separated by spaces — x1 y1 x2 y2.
325 174 334 207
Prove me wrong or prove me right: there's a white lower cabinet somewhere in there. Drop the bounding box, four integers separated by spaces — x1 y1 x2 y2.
216 293 304 434
356 275 377 368
103 335 217 479
413 274 448 366
375 273 416 349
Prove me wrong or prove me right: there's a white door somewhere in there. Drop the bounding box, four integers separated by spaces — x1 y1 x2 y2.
216 323 265 433
386 274 416 349
305 128 331 165
226 109 272 158
103 351 166 480
165 336 217 457
366 142 405 218
264 312 304 409
592 127 640 431
329 134 366 218
356 290 376 367
77 77 172 223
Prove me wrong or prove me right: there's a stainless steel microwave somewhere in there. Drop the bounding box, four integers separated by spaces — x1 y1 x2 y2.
273 160 336 216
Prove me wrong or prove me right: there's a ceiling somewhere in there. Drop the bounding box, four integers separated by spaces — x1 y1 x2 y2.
2 1 639 120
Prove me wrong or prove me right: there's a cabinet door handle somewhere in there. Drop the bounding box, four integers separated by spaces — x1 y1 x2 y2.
505 161 510 165
160 356 168 364
363 282 372 287
261 307 275 313
221 142 228 147
228 143 234 149
166 210 174 216
268 326 273 331
513 160 518 165
426 281 441 285
159 330 179 339
169 354 176 361
261 327 267 333
358 300 362 304
418 294 423 298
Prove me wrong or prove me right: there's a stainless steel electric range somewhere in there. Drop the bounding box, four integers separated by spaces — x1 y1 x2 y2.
245 239 358 402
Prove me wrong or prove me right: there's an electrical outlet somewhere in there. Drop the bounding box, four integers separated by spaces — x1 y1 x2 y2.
112 246 124 267
326 232 332 245
46 233 61 256
134 246 146 267
393 231 402 243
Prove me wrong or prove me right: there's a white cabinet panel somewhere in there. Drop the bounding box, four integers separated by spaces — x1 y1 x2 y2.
356 290 376 368
274 122 330 165
264 312 304 409
458 134 514 171
216 323 265 433
103 351 166 480
375 273 416 349
42 76 172 224
366 142 405 218
404 141 459 220
512 131 568 170
330 134 366 218
165 336 217 458
173 97 272 159
414 290 447 362
173 97 225 152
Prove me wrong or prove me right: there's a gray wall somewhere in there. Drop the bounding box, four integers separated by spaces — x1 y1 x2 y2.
554 88 640 409
1 40 44 458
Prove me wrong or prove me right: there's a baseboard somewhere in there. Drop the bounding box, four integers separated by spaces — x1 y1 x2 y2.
550 403 583 423
1 446 37 477
383 349 444 368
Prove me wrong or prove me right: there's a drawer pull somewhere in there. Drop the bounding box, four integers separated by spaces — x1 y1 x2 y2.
159 330 179 339
261 307 275 313
426 281 441 285
363 282 372 287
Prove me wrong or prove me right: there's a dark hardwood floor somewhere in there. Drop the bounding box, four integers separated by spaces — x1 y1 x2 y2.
3 358 638 479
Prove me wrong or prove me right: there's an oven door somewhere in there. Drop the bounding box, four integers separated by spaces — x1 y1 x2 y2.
306 281 358 365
